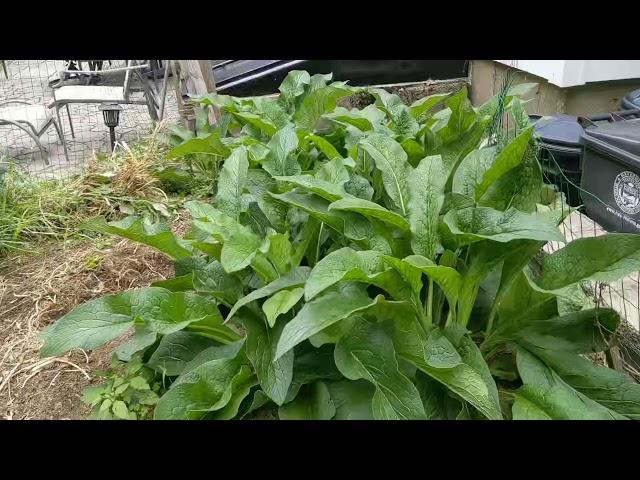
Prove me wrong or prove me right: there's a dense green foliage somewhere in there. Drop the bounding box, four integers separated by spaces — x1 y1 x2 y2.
40 71 640 420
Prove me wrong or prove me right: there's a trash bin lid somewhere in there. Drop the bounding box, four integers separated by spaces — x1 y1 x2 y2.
583 118 640 158
533 114 584 149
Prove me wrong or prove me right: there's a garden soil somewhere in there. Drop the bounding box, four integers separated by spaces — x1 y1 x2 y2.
0 218 189 420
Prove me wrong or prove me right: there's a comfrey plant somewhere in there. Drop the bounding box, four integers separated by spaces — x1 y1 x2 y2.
40 71 640 419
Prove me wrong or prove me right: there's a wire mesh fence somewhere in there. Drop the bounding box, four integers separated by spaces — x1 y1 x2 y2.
0 60 181 181
541 147 640 331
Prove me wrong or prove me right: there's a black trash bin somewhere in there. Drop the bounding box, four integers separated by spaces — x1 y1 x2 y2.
532 114 585 207
580 117 640 233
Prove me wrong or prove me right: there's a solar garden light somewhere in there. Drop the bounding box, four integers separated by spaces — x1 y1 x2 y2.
99 103 122 151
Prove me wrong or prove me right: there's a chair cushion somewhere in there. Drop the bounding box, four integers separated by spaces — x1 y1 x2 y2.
53 85 126 103
0 104 52 131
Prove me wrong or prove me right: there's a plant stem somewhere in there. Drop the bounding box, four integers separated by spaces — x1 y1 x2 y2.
425 279 433 326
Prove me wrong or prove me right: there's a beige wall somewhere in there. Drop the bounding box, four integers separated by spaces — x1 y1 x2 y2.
470 60 640 117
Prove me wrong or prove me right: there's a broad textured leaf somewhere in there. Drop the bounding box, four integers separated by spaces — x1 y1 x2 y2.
443 206 565 245
401 255 463 311
273 175 345 202
113 326 157 362
532 349 640 419
315 157 351 184
513 347 623 420
166 130 230 159
495 307 619 355
294 85 352 131
407 155 446 259
262 125 300 177
225 267 310 323
83 216 191 260
270 191 371 243
181 340 246 375
304 247 412 302
216 146 249 220
278 382 336 420
147 331 218 376
324 106 375 131
191 260 244 306
40 287 237 357
278 70 311 105
285 343 343 402
243 313 293 406
231 112 277 136
275 287 383 360
475 126 534 199
328 197 410 234
452 147 497 198
154 357 252 420
390 319 502 419
246 169 287 232
409 92 451 119
535 233 640 292
327 380 375 420
307 134 342 160
479 145 542 213
360 134 412 215
262 287 304 327
334 319 425 420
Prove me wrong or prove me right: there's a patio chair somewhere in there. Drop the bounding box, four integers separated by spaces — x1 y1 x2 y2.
0 99 69 165
48 60 162 139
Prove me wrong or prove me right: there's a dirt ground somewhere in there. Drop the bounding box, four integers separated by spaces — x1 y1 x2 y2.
0 230 182 419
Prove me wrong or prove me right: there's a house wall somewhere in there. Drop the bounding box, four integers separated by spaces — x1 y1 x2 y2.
470 60 640 117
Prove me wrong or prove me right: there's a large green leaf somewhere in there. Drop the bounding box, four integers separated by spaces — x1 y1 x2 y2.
307 134 342 160
475 126 533 199
409 92 452 119
147 331 218 376
334 318 425 420
270 191 372 244
443 206 565 245
225 267 310 323
294 85 353 131
215 146 249 220
328 197 410 234
243 313 294 406
40 288 238 357
278 70 311 106
494 307 619 355
304 247 412 302
285 343 343 402
532 349 640 419
191 259 244 307
188 203 264 274
479 144 542 213
166 129 230 159
262 125 300 177
273 175 345 202
154 356 255 420
401 255 463 311
390 320 502 419
278 382 336 420
323 106 376 132
83 216 191 260
360 134 412 215
452 147 497 198
512 347 623 420
407 155 447 259
262 287 304 327
326 380 375 420
534 233 640 292
275 286 383 360
231 112 277 136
